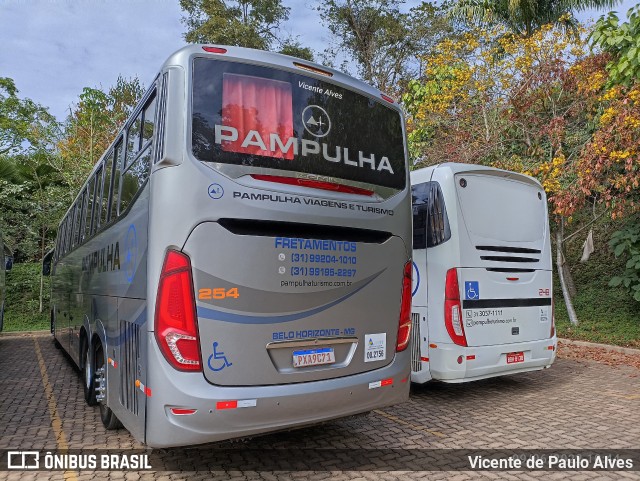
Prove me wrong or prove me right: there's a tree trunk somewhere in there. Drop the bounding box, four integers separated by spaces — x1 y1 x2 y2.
39 224 45 314
556 229 578 326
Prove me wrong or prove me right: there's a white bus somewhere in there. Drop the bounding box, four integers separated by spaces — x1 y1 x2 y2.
410 163 556 384
45 45 413 447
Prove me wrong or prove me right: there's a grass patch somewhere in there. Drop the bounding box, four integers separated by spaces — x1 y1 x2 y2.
2 262 50 332
555 287 640 348
554 214 640 348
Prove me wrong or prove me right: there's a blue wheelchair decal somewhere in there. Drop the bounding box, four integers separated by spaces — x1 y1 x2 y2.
207 341 233 371
465 281 479 300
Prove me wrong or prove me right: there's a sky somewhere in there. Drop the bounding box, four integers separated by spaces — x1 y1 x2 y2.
1 0 638 121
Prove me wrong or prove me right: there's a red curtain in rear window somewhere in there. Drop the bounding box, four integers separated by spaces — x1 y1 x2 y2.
222 73 294 160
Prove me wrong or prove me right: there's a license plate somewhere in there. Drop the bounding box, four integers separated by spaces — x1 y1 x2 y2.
507 351 525 364
293 348 336 368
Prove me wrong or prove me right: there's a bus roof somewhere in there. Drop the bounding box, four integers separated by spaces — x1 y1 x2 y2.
162 44 402 113
410 162 542 189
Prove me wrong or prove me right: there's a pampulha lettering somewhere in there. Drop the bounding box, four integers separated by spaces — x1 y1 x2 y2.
275 237 357 252
214 125 394 174
82 243 120 274
233 192 301 203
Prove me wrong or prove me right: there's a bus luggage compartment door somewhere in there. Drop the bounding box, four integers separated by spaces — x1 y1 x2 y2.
182 221 407 386
458 268 552 347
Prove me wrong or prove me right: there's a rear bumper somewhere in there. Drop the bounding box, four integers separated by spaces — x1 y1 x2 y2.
425 337 557 383
145 341 410 447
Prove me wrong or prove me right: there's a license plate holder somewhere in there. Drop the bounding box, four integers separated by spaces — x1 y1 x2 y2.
293 347 336 368
507 351 525 364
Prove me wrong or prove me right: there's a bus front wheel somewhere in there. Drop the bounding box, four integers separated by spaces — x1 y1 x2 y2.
93 341 123 430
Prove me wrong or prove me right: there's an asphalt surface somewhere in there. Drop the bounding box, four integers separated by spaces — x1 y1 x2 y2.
1 332 639 480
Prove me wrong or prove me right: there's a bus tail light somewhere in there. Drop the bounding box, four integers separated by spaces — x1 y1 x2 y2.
444 268 467 347
550 298 555 338
155 250 202 371
396 261 412 352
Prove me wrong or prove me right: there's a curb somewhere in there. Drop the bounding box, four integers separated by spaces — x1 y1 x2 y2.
559 338 640 356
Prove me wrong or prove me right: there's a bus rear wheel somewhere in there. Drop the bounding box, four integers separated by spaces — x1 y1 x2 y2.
82 338 97 406
93 341 123 430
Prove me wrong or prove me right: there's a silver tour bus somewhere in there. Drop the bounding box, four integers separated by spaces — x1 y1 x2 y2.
410 163 556 384
46 45 413 447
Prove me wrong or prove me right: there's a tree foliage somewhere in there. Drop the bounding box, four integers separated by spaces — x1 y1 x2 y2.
449 0 621 37
317 0 452 94
591 5 640 86
57 76 143 192
180 0 291 50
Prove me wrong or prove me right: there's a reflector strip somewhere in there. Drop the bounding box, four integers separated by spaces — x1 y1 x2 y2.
420 356 429 362
548 345 555 351
506 277 519 281
107 357 118 368
215 399 258 410
381 378 393 386
466 355 476 360
429 343 438 349
135 380 152 397
170 408 197 415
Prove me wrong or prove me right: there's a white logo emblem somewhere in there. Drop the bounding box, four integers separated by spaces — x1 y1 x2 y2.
302 105 331 138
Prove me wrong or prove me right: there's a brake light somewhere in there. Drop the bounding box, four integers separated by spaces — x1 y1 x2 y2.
550 298 555 338
202 46 227 54
250 174 374 196
155 250 201 371
381 94 395 103
444 268 467 346
396 261 412 351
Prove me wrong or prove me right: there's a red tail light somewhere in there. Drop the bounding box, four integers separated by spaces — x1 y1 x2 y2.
396 261 412 352
550 298 555 338
444 268 467 347
250 174 374 196
155 250 201 371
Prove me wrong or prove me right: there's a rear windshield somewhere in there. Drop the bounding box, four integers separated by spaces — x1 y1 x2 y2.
191 58 406 189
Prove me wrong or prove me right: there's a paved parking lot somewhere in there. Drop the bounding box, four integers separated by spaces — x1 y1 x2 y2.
1 332 639 480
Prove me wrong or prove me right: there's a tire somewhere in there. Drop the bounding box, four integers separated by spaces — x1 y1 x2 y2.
94 341 123 430
82 338 97 406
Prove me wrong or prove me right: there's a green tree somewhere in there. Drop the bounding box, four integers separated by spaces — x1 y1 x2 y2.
450 0 621 37
317 1 452 94
591 4 640 86
180 0 291 50
58 76 143 192
0 78 57 156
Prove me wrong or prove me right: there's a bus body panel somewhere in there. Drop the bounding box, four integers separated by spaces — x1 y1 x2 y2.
145 331 410 448
410 163 556 384
184 222 405 386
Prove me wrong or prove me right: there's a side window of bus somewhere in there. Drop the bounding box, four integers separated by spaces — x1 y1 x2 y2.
65 214 73 255
58 220 66 257
111 139 123 221
101 152 114 226
71 198 81 248
92 166 104 233
84 175 96 241
412 181 451 249
73 191 84 247
120 92 155 215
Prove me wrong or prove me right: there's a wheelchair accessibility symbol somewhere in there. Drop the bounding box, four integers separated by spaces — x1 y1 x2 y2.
207 341 233 371
465 281 480 300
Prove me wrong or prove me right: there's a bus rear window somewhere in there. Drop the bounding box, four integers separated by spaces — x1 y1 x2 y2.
191 58 406 190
